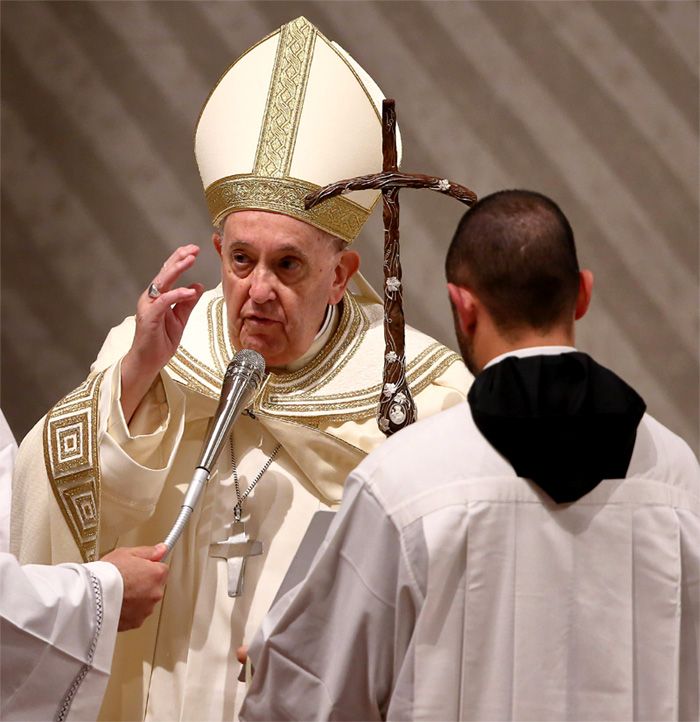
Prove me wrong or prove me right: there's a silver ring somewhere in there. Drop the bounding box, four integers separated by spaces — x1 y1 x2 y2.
147 282 161 299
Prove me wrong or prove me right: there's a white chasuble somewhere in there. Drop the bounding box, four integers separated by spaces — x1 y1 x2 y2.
10 285 469 722
147 417 328 722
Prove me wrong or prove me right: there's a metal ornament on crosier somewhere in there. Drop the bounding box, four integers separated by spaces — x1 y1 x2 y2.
209 434 281 598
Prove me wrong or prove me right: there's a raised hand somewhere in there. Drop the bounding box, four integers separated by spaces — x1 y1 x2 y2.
101 544 169 632
121 244 205 422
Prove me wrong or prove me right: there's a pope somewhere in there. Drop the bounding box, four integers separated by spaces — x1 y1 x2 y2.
11 16 470 722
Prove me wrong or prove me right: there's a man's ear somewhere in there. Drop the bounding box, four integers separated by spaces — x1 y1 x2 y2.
213 232 223 259
447 283 478 336
329 250 361 304
574 269 594 320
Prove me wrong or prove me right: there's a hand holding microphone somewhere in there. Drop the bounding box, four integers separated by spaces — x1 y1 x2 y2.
162 349 266 557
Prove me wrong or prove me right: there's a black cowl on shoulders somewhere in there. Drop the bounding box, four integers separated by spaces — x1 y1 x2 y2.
467 352 646 503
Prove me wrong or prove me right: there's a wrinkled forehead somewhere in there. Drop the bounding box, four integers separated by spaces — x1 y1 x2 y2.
221 209 343 256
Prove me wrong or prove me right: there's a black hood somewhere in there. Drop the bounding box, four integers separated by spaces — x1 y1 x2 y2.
467 352 646 503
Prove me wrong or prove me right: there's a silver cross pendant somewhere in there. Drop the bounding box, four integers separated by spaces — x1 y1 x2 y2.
209 520 263 597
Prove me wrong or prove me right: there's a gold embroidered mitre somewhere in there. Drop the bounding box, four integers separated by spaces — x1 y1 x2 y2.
194 16 400 243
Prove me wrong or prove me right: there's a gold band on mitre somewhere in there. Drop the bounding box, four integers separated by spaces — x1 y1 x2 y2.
206 175 370 243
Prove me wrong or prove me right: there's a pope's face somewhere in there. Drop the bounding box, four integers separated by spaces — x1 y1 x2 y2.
215 211 358 368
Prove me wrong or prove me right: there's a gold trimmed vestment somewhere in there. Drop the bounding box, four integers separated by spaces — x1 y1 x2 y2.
11 284 470 721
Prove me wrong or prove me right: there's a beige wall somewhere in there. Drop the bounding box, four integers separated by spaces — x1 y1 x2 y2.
2 1 697 452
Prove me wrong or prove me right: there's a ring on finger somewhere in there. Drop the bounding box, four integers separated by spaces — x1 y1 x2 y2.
147 281 161 299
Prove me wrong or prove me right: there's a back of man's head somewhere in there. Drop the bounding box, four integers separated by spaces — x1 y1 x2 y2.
445 190 580 336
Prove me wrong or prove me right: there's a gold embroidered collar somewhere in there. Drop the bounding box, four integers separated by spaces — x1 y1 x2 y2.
165 288 459 424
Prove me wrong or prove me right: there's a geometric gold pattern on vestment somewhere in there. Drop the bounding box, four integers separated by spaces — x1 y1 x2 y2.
43 372 105 562
64 480 99 535
50 411 91 473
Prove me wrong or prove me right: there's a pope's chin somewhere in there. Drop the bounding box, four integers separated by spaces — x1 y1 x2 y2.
237 329 287 368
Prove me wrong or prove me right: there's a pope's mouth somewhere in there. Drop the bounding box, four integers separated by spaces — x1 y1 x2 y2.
243 316 279 327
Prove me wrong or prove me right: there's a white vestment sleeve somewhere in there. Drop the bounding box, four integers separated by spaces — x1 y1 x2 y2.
0 410 17 553
241 475 421 722
77 316 188 539
98 359 186 538
0 553 123 721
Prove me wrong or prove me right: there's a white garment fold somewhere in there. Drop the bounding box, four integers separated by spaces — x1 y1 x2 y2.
10 287 469 722
243 402 700 722
0 410 17 553
1 553 122 721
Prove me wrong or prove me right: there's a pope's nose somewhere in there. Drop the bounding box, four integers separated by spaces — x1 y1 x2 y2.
248 269 276 305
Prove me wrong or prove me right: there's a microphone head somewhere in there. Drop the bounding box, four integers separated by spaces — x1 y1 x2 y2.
196 349 266 475
225 349 266 387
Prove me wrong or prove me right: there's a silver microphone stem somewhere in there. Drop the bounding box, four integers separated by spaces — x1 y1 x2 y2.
162 350 265 558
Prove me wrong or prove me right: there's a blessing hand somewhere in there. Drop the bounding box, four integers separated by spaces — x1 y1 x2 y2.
121 244 205 422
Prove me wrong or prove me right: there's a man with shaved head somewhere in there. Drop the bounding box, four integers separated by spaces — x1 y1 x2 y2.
242 190 699 722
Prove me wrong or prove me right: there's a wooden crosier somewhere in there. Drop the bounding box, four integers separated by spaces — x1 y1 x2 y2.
306 99 477 436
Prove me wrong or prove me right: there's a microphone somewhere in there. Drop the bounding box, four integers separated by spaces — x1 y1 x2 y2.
162 349 266 556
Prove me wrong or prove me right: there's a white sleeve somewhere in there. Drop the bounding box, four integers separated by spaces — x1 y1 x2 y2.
241 475 420 722
84 315 187 535
98 359 186 537
0 553 123 721
0 410 17 553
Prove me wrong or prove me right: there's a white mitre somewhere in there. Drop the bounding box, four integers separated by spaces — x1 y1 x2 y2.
194 16 400 243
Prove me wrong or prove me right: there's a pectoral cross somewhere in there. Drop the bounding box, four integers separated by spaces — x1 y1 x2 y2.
209 518 262 597
305 99 477 437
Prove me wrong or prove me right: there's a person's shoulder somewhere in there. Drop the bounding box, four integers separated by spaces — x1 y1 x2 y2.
403 319 464 371
90 286 220 373
175 284 222 345
355 402 464 472
637 414 698 470
629 413 699 492
406 321 472 398
91 314 137 372
354 294 467 381
353 401 513 505
347 294 471 410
